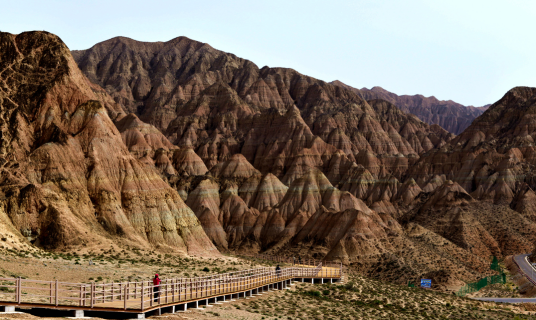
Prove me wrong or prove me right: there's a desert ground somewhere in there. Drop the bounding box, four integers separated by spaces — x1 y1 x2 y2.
1 247 536 320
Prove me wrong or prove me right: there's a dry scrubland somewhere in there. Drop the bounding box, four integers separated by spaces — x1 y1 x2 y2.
0 248 535 319
0 246 266 285
186 278 536 320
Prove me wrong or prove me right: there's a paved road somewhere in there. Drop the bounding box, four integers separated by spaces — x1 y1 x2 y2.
514 254 536 284
472 254 536 304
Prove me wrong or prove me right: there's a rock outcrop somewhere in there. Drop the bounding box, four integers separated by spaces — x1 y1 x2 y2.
409 87 536 206
402 181 536 260
0 31 218 256
115 113 177 158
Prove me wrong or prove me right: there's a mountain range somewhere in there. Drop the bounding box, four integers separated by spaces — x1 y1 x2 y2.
331 80 489 135
1 31 535 288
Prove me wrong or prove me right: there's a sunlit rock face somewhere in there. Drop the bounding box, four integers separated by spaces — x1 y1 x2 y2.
0 31 218 256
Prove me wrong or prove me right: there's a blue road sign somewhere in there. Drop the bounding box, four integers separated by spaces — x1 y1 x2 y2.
421 279 432 288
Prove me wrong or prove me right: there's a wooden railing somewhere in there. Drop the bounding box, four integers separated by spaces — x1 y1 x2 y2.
240 253 342 270
0 263 341 311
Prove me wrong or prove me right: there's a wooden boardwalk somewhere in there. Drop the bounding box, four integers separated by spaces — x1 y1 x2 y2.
0 257 342 317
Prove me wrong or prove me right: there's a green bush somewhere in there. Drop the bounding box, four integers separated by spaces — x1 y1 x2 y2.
306 290 321 297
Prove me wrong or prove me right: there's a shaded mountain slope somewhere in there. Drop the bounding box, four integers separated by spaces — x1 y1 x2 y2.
408 87 536 206
331 81 487 134
57 34 536 288
73 36 453 186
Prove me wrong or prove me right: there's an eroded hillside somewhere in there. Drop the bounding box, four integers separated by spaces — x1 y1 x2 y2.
0 31 217 256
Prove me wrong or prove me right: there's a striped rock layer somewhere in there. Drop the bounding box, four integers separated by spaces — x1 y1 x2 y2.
3 31 536 288
0 31 217 257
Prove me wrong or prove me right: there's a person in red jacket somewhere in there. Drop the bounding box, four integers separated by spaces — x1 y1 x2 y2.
153 274 161 302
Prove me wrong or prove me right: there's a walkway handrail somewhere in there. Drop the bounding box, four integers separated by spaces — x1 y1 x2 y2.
240 253 340 268
0 262 342 311
239 253 343 277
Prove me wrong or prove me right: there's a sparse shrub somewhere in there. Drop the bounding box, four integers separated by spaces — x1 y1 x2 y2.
344 281 355 290
306 290 321 297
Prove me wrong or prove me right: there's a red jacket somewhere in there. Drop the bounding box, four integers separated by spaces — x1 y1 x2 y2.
153 277 161 286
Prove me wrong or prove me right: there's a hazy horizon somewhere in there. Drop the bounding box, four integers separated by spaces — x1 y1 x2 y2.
3 0 535 107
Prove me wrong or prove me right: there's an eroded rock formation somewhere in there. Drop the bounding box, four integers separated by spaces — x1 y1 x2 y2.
0 31 217 256
5 31 534 289
73 37 453 186
69 34 533 287
331 81 488 134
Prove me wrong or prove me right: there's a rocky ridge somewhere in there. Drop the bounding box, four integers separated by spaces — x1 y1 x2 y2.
3 31 533 288
0 31 217 256
331 81 488 134
72 37 454 191
69 35 533 287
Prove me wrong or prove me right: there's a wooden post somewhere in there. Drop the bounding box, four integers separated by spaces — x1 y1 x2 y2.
111 282 114 302
15 277 20 304
90 283 94 308
55 280 59 306
81 286 84 307
49 282 53 304
150 282 153 307
134 282 137 299
124 285 127 310
79 285 83 306
148 284 154 307
19 277 23 303
141 282 144 310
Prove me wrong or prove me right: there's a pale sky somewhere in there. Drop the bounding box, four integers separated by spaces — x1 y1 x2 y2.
3 0 536 107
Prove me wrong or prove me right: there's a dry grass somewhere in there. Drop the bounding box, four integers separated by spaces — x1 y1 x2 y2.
1 248 536 319
202 273 536 320
0 247 267 285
